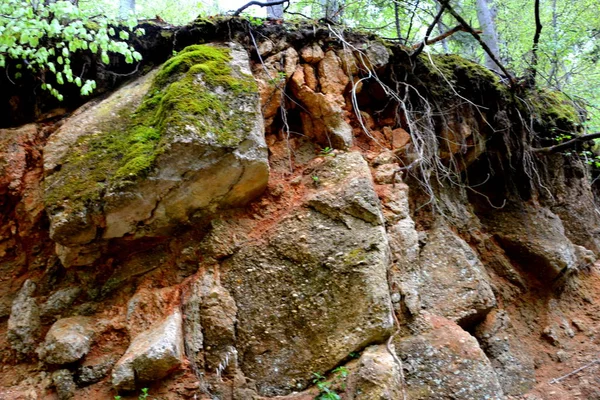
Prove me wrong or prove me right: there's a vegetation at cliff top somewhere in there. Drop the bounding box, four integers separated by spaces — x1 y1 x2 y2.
1 0 599 131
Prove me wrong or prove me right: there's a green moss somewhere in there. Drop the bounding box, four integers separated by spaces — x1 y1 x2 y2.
416 53 507 99
526 88 580 133
45 44 259 208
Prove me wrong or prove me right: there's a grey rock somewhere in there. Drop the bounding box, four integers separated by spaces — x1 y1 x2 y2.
112 310 184 391
183 271 237 373
483 204 577 282
418 224 496 326
40 287 82 319
475 310 536 395
7 280 41 355
76 355 118 385
361 41 390 70
396 313 504 400
38 316 94 364
221 152 393 395
347 345 402 400
52 369 76 400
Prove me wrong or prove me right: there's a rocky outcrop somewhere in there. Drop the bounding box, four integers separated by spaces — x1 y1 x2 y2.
418 224 496 326
475 310 536 395
2 19 600 400
482 203 578 282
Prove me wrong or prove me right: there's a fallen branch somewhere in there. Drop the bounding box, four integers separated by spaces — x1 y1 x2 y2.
233 0 288 16
436 0 516 86
549 359 599 384
532 132 600 154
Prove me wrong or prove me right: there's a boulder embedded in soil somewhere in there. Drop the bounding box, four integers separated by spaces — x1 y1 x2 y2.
44 42 268 254
112 311 184 391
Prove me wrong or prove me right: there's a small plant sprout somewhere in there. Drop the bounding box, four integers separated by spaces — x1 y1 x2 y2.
312 366 349 400
319 146 335 156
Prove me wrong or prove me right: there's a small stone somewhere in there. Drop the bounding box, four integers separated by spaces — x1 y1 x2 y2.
391 127 411 150
77 356 118 386
40 287 82 319
556 350 569 363
542 325 561 347
7 279 41 356
299 43 324 64
52 369 76 400
38 316 94 365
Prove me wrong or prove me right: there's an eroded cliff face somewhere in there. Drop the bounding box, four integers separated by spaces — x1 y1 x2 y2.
1 18 600 400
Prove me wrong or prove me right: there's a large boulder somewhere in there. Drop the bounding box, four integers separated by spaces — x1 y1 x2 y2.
482 203 578 282
221 152 394 395
38 316 95 364
395 314 504 400
418 224 496 326
44 43 269 260
112 311 184 391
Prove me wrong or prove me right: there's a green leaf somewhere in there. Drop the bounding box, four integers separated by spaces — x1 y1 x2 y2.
101 51 109 64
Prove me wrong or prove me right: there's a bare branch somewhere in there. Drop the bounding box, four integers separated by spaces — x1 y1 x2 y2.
532 132 600 154
436 0 516 86
233 0 288 16
411 3 446 58
526 0 543 85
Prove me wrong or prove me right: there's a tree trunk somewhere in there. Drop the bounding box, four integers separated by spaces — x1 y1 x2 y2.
321 0 341 22
119 0 135 19
475 0 500 71
267 0 284 19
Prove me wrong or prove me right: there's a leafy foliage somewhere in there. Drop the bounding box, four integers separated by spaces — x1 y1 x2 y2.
0 0 143 99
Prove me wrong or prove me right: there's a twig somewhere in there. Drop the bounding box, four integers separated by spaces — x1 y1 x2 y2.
532 132 600 153
549 359 599 384
436 0 516 86
233 0 288 16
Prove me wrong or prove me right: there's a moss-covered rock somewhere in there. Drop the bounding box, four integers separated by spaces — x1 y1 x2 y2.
43 43 268 254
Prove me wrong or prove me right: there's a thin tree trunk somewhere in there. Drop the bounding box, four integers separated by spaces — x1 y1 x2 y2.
119 0 135 19
321 0 341 22
475 0 501 71
394 1 401 40
548 0 560 88
436 3 449 53
267 0 283 19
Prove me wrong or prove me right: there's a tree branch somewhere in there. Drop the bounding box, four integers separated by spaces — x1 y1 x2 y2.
526 0 543 85
411 3 446 58
532 132 600 154
436 0 516 86
412 25 482 53
233 0 289 16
